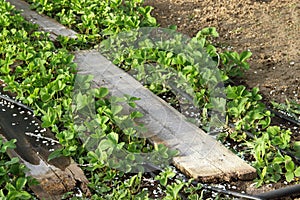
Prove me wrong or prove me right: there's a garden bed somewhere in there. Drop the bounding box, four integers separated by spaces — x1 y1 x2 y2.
1 0 298 196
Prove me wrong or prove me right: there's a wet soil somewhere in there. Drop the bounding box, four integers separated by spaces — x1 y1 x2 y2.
144 0 300 103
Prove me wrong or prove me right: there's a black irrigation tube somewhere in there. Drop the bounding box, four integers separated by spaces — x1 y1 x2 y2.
193 182 263 200
161 85 300 199
254 184 300 199
200 182 300 200
2 89 300 199
168 82 300 165
269 107 300 126
191 168 300 199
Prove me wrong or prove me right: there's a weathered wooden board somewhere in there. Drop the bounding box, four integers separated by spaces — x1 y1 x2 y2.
74 50 257 182
6 0 77 40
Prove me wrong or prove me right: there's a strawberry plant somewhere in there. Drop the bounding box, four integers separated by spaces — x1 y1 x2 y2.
0 2 183 198
4 0 300 197
100 27 229 131
27 0 157 46
99 25 300 188
0 138 33 199
220 50 252 77
226 85 271 133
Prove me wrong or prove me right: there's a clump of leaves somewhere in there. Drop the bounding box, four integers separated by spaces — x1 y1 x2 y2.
245 126 300 187
220 50 252 77
0 138 34 199
0 2 184 198
224 85 300 186
226 85 271 136
100 27 229 131
27 0 157 47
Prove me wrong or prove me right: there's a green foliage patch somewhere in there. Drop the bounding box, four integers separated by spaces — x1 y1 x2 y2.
27 0 157 48
0 1 182 199
2 0 300 198
0 138 34 199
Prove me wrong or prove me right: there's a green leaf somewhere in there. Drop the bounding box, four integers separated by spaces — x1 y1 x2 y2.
99 139 113 151
285 156 295 172
111 104 123 115
5 157 19 165
16 177 27 191
48 149 63 161
53 80 66 91
76 92 88 110
240 51 252 62
166 180 185 199
260 166 267 179
293 141 300 153
130 111 143 119
107 132 119 144
198 27 219 37
295 167 300 177
97 87 109 98
41 92 51 102
272 156 284 164
168 25 177 30
0 139 16 153
285 171 294 182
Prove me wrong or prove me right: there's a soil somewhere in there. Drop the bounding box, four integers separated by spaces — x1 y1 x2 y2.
144 0 300 104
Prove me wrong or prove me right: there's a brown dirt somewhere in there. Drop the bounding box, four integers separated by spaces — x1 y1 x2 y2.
144 0 300 103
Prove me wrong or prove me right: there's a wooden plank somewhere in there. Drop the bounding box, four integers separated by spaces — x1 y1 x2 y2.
6 0 77 40
74 50 257 182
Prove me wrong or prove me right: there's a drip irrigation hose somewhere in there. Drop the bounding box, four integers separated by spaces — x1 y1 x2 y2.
197 183 263 200
201 182 300 200
2 88 300 199
254 184 300 199
170 83 300 165
269 107 300 126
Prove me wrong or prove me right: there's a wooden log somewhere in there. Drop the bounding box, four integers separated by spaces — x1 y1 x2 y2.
74 50 257 182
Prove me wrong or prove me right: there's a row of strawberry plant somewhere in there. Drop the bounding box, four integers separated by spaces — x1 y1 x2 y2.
1 1 228 199
27 0 157 48
0 1 45 198
24 0 300 188
7 0 300 198
100 27 300 186
0 1 183 199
